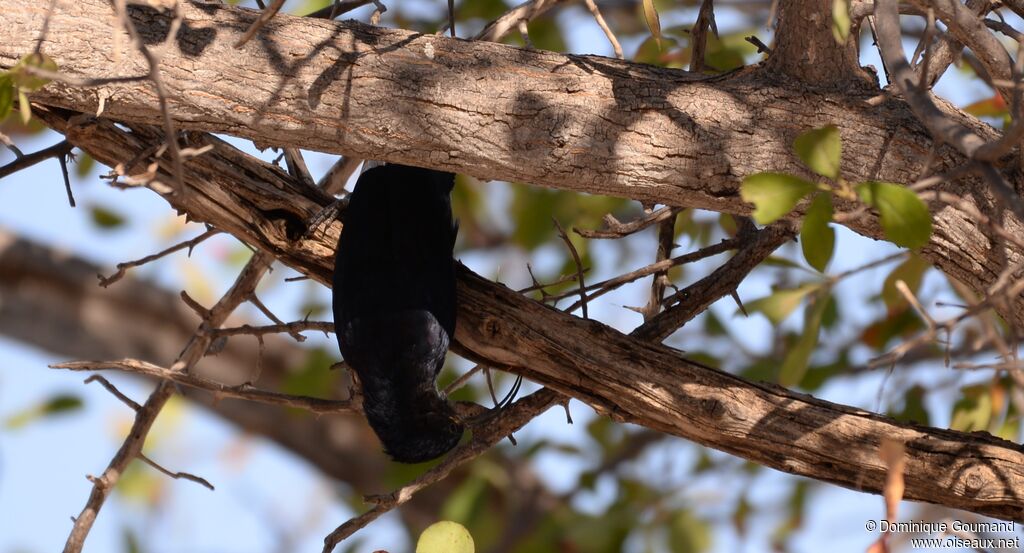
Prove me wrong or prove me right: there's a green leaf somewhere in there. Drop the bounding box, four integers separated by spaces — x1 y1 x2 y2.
417 521 475 553
634 35 681 66
881 254 930 312
12 52 58 91
779 287 830 386
950 385 992 432
441 477 487 524
89 205 127 229
703 31 756 73
667 509 712 553
0 75 14 121
18 89 31 124
963 94 1008 118
524 15 567 52
75 152 96 177
5 393 83 429
831 0 851 44
794 125 841 179
856 181 933 248
718 213 738 236
282 348 339 398
762 255 814 271
740 173 816 224
890 385 930 426
745 283 821 325
800 193 834 272
860 308 924 350
642 0 663 49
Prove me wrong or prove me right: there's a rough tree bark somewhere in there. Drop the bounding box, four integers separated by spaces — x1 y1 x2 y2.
3 0 1024 524
2 0 1021 329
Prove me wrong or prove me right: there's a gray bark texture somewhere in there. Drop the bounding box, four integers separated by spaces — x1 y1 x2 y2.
2 0 1024 522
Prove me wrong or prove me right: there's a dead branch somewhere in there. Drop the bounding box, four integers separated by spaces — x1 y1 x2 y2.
632 221 795 341
60 252 274 553
98 228 218 287
52 358 355 415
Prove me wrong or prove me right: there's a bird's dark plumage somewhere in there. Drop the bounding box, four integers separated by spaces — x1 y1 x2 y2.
332 164 462 463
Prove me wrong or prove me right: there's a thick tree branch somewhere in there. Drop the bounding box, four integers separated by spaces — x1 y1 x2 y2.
28 107 1024 521
3 0 1021 332
766 0 869 86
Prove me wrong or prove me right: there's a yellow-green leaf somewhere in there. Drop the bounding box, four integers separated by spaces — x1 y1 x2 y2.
75 152 96 177
950 385 992 432
963 94 1008 118
642 0 663 49
0 75 13 121
881 254 930 312
417 521 475 553
17 89 31 124
740 173 816 224
794 125 841 179
5 393 83 429
89 205 127 229
779 287 831 386
831 0 851 44
800 193 834 272
856 181 932 249
13 52 58 92
745 283 821 325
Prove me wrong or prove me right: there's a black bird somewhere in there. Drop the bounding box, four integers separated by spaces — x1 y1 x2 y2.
332 163 463 463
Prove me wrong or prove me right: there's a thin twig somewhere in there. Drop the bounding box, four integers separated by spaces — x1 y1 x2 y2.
474 0 568 42
138 453 214 491
52 358 355 415
235 0 286 48
553 238 738 309
248 293 307 342
443 363 484 395
0 140 72 180
283 148 315 189
745 35 771 54
516 269 582 295
574 206 679 239
84 375 141 411
690 0 717 72
211 320 334 339
317 156 361 195
304 0 374 19
61 253 274 553
111 0 186 196
895 280 936 329
553 218 588 319
869 272 1024 369
581 0 623 59
640 214 677 320
98 228 219 287
632 221 795 342
33 0 59 55
56 150 75 207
